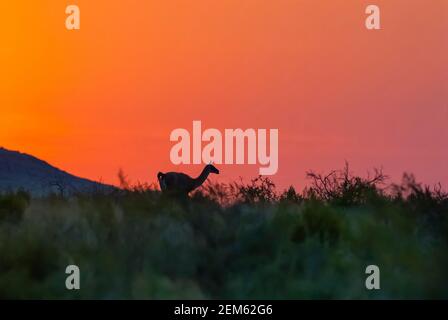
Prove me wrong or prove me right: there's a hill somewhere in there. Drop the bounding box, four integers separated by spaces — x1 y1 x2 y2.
0 147 114 196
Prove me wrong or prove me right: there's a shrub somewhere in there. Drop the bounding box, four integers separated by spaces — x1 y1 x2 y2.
231 176 278 204
305 162 387 206
0 191 30 223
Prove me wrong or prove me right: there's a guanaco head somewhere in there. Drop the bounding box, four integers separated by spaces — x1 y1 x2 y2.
206 163 220 175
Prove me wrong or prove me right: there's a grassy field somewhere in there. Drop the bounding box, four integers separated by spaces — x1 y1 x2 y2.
0 166 447 299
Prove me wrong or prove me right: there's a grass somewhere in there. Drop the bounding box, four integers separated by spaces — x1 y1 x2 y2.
0 166 447 299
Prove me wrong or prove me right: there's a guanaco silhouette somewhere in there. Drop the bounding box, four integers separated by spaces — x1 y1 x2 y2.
157 164 220 196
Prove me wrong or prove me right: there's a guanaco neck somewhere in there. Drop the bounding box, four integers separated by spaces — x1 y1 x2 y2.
192 166 210 190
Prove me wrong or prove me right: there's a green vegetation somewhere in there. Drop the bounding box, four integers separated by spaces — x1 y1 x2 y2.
0 165 447 299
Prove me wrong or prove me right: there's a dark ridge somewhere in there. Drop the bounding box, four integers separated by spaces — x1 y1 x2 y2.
0 147 116 197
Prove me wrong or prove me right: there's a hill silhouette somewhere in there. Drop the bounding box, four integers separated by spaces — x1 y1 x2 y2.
0 147 114 196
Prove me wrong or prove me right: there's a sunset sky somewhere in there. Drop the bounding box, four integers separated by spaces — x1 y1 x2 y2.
1 0 447 190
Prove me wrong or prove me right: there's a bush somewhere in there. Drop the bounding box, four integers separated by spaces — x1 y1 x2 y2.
0 191 30 223
305 162 387 205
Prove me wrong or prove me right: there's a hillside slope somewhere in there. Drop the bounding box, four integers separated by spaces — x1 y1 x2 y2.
0 147 114 196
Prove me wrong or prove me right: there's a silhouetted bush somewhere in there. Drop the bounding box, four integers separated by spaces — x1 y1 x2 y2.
231 176 278 204
279 186 303 204
304 163 387 206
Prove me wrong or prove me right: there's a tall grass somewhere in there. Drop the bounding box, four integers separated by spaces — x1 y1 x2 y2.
0 167 447 299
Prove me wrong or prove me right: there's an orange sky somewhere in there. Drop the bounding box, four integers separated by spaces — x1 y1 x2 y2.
1 0 447 190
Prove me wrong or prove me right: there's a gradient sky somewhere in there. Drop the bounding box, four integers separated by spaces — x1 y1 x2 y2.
1 0 447 190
